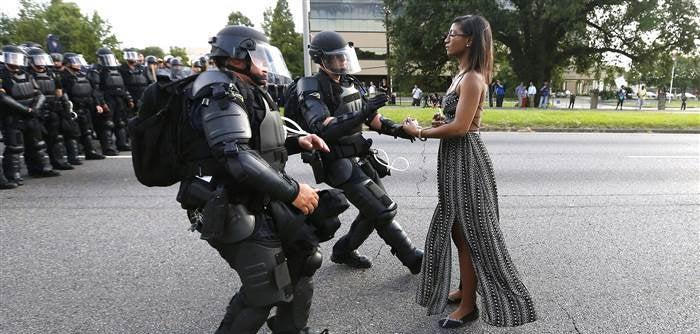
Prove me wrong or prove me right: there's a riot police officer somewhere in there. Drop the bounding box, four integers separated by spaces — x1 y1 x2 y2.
144 55 158 84
118 48 149 103
296 31 423 273
1 81 19 189
26 47 75 170
61 52 106 160
0 45 59 183
89 47 134 154
169 25 331 334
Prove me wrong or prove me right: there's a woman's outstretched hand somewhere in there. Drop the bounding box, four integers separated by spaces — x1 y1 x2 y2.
432 112 446 127
402 117 421 137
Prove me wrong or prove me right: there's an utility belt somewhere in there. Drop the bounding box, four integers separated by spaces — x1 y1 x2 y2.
104 88 127 97
322 134 372 161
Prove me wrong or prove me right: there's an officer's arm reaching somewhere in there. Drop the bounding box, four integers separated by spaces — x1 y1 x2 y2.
202 91 319 214
298 77 386 141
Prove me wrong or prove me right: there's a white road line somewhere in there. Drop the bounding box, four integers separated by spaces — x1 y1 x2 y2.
625 155 699 159
105 155 133 159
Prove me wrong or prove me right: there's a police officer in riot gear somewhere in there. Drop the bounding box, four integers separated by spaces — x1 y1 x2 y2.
1 81 19 189
1 45 59 183
51 53 65 71
61 52 106 160
26 47 76 170
172 25 333 334
144 55 158 84
297 31 423 273
118 48 149 103
89 47 134 154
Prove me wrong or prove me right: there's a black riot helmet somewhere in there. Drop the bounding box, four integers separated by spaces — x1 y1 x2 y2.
145 55 157 65
123 48 139 62
2 45 28 70
26 47 53 70
20 41 43 49
309 31 361 75
62 52 88 70
208 25 291 84
50 52 63 63
96 47 119 67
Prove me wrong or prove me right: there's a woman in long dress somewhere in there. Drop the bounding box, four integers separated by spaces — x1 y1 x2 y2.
402 15 537 329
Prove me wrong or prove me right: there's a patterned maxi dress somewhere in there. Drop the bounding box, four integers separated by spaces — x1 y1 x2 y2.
416 84 538 327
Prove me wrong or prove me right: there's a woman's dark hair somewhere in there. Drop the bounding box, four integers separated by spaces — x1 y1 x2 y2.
452 15 493 84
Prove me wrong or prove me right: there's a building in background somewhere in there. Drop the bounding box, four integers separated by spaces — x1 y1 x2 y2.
309 0 387 87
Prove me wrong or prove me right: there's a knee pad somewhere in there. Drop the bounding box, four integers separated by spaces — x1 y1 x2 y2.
6 144 24 154
104 121 115 129
29 139 48 151
302 249 322 277
233 241 293 307
55 134 64 142
343 178 397 222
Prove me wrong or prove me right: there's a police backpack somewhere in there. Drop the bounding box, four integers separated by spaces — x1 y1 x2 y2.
128 75 198 187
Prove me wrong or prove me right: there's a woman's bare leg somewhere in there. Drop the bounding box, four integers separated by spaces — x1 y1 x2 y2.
449 223 477 319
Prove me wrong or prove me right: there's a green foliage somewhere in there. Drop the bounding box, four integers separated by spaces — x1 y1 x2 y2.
140 46 165 59
262 0 303 77
169 46 190 65
227 11 254 27
379 106 700 130
386 0 700 92
0 0 120 62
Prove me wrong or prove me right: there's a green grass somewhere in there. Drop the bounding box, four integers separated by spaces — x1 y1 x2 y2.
378 106 700 130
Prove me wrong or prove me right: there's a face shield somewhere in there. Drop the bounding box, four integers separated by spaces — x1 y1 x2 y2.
320 45 361 75
123 51 139 61
31 54 53 67
66 55 88 67
98 54 119 67
3 52 27 67
247 42 292 83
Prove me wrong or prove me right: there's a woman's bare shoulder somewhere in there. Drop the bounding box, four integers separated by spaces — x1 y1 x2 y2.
459 71 486 91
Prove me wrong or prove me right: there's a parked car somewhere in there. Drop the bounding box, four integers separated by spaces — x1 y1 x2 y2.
645 91 658 99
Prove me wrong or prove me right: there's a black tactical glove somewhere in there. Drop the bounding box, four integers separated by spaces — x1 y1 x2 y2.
363 93 388 118
379 117 415 142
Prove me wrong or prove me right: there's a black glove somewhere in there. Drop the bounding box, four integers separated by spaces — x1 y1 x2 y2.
363 94 388 116
379 118 415 142
393 125 415 142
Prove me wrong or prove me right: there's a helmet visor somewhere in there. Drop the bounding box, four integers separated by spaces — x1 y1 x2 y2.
31 54 53 66
66 55 88 66
123 51 139 61
247 43 292 83
99 54 119 67
3 52 27 66
320 45 361 75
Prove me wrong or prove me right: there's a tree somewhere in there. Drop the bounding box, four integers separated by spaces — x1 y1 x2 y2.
140 46 165 59
169 46 190 65
262 0 303 77
0 0 120 62
228 11 254 27
386 0 700 90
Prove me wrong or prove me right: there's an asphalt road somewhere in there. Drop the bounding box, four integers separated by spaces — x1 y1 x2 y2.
1 132 698 334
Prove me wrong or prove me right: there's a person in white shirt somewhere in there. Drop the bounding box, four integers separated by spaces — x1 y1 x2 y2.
527 81 537 108
368 81 376 96
412 85 423 106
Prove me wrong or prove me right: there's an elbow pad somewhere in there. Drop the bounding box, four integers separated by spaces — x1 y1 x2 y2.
224 149 299 203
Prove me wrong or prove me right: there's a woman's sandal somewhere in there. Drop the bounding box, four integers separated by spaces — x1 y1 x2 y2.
438 307 479 329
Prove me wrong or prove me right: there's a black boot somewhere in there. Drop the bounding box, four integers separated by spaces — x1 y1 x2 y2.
100 129 119 156
3 148 24 186
376 220 423 274
0 164 18 190
115 127 131 151
331 216 375 269
65 139 83 165
81 136 105 160
49 137 74 170
26 142 60 178
268 277 314 333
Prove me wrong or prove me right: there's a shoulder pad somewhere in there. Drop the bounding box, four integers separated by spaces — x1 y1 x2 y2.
192 70 233 97
297 76 320 94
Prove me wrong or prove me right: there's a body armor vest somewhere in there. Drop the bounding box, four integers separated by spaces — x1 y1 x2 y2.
100 68 126 94
256 96 288 172
31 71 57 102
67 72 93 103
334 83 365 139
3 70 38 106
122 65 148 98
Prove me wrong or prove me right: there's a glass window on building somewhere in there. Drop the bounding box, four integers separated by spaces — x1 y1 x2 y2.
310 0 385 32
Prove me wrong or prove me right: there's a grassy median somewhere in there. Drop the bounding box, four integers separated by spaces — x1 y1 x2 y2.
377 106 700 130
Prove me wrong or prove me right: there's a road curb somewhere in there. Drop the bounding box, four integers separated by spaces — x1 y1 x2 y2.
480 127 700 134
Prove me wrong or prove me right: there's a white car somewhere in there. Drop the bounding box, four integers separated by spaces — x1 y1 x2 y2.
645 91 657 99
